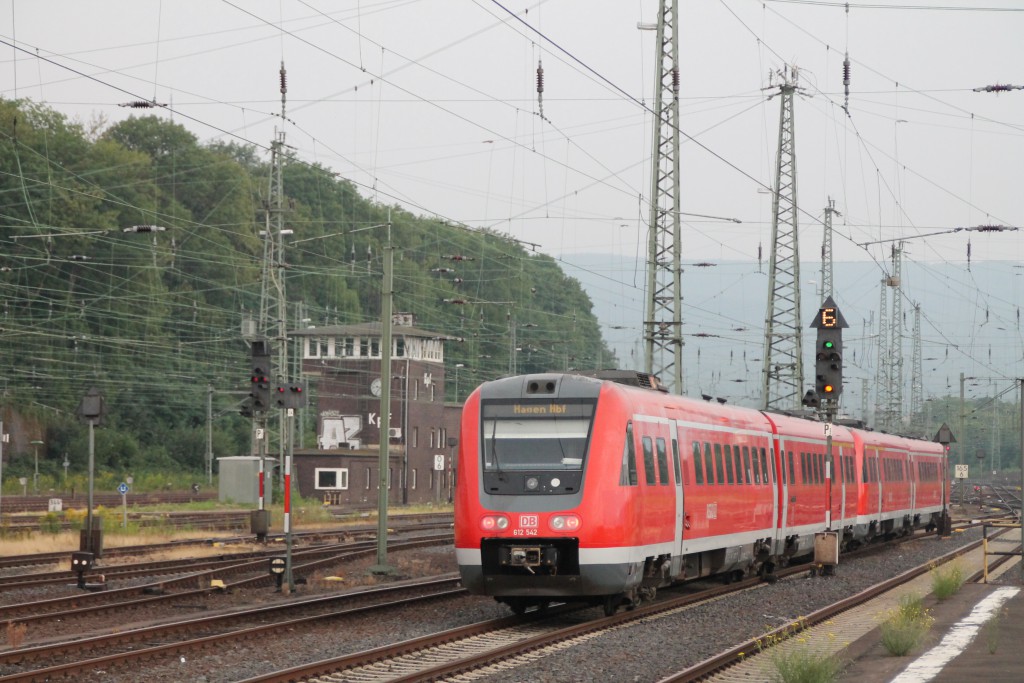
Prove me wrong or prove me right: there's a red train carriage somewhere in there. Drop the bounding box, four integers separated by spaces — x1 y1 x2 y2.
454 371 947 615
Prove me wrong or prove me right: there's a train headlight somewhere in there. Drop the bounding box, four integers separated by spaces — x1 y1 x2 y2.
525 476 539 491
480 514 510 532
549 514 581 532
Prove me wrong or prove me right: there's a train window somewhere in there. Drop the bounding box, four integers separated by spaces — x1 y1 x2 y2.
692 442 704 484
742 447 753 485
481 400 594 473
800 453 808 484
723 444 735 484
714 444 725 485
761 448 770 484
705 443 715 484
816 454 823 484
620 423 638 486
787 452 795 485
672 440 682 485
736 448 746 485
642 436 656 485
656 438 670 486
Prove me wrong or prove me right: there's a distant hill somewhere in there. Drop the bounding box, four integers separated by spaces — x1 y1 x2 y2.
561 254 1024 414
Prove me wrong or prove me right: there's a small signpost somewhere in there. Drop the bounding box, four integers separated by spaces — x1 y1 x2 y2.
118 482 128 528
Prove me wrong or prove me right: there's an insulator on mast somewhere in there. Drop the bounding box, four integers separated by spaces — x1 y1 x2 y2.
672 68 680 95
279 63 287 95
536 59 545 120
843 53 851 111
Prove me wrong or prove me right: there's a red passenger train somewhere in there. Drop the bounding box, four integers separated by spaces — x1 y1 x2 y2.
454 371 946 615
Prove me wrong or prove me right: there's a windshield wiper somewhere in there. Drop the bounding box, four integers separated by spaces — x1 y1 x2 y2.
490 419 506 480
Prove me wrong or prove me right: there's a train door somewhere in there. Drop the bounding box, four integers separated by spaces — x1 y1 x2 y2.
671 428 684 561
774 438 791 552
908 452 917 514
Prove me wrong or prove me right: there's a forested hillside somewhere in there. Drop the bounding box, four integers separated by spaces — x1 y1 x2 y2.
0 99 614 478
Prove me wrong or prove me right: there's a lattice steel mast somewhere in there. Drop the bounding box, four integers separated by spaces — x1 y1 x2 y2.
822 198 839 300
761 66 804 411
909 302 923 434
643 0 683 394
257 63 292 479
875 243 904 431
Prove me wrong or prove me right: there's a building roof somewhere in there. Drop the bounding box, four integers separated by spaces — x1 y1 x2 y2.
288 321 449 340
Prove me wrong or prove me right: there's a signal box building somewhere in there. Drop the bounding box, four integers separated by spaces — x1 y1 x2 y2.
290 314 462 508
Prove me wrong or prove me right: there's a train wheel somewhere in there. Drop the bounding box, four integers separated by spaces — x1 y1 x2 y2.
603 595 619 616
507 598 528 616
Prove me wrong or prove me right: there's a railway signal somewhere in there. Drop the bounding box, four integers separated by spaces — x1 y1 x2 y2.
250 340 272 414
810 296 848 404
273 381 307 409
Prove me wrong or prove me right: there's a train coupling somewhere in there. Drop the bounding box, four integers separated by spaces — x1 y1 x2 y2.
510 546 543 573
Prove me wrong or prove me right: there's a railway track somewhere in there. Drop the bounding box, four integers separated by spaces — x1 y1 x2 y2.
0 533 453 624
0 514 453 573
230 522 1004 682
0 573 464 683
0 517 998 682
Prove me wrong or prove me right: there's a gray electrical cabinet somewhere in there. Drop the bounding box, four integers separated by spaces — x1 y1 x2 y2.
217 456 275 505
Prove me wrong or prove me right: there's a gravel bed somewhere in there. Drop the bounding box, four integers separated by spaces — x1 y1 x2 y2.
29 527 981 683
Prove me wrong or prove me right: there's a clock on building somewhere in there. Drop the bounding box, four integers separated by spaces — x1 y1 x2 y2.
370 377 382 397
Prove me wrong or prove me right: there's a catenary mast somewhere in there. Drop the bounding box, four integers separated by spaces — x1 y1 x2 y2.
643 0 683 394
761 66 804 411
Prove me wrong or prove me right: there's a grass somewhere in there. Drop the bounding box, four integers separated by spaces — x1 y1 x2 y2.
984 609 1004 654
880 593 933 656
769 644 844 683
755 620 845 683
930 562 966 600
0 498 447 557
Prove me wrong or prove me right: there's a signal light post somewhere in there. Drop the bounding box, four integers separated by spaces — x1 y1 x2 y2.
250 340 272 541
809 298 847 569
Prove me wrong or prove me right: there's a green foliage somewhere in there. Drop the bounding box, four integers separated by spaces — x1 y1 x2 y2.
769 645 844 683
38 512 62 534
880 593 933 656
931 563 966 600
0 98 615 478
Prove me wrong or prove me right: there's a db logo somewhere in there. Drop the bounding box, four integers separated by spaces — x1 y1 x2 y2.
519 515 538 528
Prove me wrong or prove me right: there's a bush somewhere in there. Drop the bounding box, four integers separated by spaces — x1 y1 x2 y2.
38 512 62 534
880 594 933 656
770 644 844 683
931 563 966 600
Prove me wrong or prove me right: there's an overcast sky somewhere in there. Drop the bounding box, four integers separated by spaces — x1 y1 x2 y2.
5 0 1023 265
4 0 1023 408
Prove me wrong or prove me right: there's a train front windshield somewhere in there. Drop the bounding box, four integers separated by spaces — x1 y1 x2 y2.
481 400 596 472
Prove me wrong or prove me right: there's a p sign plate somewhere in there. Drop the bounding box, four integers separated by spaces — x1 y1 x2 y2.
954 464 969 479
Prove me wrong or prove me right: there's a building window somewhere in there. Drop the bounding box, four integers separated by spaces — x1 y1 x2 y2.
413 427 419 448
411 468 417 489
396 338 406 357
371 339 380 357
359 338 369 357
366 467 371 489
315 468 349 490
430 428 437 449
